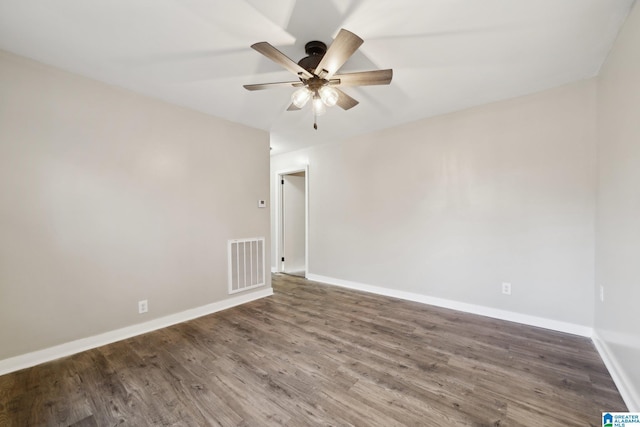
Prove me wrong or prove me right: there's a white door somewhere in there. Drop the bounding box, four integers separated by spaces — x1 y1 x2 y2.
282 173 306 275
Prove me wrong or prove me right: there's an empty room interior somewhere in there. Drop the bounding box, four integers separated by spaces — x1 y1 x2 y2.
1 1 639 425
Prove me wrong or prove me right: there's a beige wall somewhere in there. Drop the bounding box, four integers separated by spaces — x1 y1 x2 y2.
272 78 597 327
0 50 270 360
596 2 640 410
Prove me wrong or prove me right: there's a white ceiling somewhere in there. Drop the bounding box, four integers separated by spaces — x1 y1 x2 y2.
0 0 635 155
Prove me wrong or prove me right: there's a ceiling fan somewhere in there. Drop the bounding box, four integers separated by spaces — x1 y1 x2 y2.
243 29 392 129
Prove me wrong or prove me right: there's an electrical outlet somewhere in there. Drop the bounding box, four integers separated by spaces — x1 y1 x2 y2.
502 282 512 295
138 300 148 314
600 286 604 302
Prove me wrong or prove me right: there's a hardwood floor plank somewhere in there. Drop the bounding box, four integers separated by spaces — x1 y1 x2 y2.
0 274 627 426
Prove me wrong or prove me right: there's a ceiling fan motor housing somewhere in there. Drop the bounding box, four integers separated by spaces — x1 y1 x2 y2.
298 41 327 74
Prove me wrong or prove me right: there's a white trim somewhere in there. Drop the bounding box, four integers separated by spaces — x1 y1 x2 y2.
304 165 309 277
0 287 273 376
592 331 640 411
306 274 593 337
274 166 309 276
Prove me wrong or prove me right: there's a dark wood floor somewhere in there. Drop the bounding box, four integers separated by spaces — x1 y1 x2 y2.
0 274 626 426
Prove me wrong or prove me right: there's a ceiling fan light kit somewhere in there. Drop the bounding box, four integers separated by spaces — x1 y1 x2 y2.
291 86 338 110
244 29 393 130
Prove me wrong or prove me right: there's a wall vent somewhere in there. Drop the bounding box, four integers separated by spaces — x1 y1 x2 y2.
228 237 265 294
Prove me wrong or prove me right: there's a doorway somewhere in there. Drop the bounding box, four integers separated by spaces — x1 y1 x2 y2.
275 167 308 277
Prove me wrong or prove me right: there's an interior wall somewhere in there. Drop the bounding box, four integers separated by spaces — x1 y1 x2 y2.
0 50 271 361
595 1 640 410
271 79 597 327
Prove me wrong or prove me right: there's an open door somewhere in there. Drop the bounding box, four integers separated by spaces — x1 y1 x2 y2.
281 172 306 276
275 166 308 277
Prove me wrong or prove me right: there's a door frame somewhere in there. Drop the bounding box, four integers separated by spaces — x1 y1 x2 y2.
274 165 309 275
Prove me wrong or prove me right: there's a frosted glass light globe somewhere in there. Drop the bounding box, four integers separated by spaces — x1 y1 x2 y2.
319 86 339 107
291 88 311 108
312 96 326 116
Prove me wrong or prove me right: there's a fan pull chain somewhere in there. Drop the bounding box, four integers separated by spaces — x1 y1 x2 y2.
313 111 318 130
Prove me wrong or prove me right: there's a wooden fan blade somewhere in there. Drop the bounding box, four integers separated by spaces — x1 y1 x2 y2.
332 69 393 87
243 81 304 91
335 89 359 110
251 42 313 79
314 29 363 79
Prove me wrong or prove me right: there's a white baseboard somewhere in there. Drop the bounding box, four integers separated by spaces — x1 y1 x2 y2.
592 331 640 411
306 274 592 337
0 287 273 376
